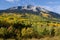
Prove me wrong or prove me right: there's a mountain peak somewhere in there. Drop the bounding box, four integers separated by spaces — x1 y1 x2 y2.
0 5 60 19
7 5 45 12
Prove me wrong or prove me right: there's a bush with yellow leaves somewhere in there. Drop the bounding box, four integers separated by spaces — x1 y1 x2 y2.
21 27 33 38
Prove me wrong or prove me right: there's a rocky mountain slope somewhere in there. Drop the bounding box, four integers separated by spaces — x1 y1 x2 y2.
0 5 60 19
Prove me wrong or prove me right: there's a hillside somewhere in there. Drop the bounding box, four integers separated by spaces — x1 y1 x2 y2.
0 5 60 40
0 13 60 39
0 5 60 19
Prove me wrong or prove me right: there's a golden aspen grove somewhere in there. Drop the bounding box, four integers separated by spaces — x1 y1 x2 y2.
0 13 60 40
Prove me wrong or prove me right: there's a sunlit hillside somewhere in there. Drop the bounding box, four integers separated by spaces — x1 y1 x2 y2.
0 13 60 40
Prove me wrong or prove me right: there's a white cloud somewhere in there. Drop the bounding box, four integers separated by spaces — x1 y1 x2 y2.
41 6 53 11
42 5 60 14
47 1 60 4
6 0 19 2
53 6 60 13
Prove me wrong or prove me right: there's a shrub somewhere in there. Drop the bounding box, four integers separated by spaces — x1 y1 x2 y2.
0 27 7 38
21 27 33 38
54 27 60 36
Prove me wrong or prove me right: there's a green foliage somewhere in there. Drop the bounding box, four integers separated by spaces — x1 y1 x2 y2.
21 28 33 38
0 13 60 39
0 27 7 35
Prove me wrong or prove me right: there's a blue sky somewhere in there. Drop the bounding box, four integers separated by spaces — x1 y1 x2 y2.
0 0 60 13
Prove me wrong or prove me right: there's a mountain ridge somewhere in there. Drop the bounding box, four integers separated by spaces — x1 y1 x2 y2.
0 5 60 19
